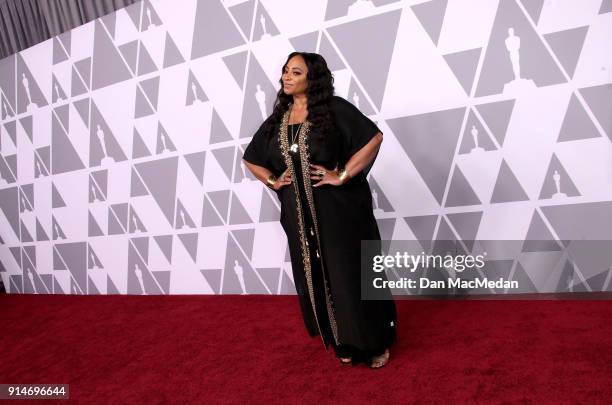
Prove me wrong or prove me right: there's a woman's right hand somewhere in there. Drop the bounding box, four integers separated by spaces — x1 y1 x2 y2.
271 169 292 190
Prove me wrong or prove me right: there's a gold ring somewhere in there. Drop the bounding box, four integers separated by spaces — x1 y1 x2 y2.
318 170 326 176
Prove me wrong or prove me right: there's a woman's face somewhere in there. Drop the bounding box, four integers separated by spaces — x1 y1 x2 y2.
282 55 308 96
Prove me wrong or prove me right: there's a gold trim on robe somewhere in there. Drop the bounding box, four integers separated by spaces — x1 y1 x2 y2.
278 107 340 347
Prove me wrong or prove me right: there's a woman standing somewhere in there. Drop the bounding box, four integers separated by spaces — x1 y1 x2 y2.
242 52 397 368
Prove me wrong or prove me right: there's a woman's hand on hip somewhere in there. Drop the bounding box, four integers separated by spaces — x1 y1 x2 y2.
272 169 292 190
310 163 343 187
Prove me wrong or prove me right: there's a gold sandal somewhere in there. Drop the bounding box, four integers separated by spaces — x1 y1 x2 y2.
369 349 390 369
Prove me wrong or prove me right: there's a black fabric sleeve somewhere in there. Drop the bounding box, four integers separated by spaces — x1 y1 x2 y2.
242 121 269 168
330 95 382 159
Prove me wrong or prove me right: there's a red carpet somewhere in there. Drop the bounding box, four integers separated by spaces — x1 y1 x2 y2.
1 294 611 404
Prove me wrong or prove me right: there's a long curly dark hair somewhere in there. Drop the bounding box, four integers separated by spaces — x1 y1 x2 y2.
261 52 335 141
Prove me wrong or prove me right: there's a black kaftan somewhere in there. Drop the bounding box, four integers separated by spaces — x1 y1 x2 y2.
242 95 397 358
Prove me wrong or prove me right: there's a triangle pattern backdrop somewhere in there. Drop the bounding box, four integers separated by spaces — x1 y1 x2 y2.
0 0 611 295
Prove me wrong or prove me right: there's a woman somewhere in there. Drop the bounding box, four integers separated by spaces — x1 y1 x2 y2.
242 52 397 368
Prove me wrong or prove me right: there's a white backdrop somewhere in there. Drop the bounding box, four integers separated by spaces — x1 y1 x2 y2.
0 0 611 295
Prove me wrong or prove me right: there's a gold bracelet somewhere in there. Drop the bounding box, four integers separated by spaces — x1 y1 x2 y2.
338 168 351 183
266 174 277 187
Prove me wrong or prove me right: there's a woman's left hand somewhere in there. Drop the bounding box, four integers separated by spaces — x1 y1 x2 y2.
310 163 343 187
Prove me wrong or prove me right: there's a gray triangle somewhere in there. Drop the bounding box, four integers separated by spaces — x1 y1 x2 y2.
35 148 50 177
600 0 612 14
51 74 67 103
458 110 497 154
208 190 230 223
522 0 545 24
210 110 233 144
174 199 195 229
53 276 65 294
118 40 139 74
411 0 447 46
20 220 33 242
228 0 255 39
319 32 345 71
71 65 88 97
73 98 90 128
257 267 280 293
140 76 160 111
53 246 66 270
368 175 393 212
445 165 481 207
191 0 245 59
347 79 374 115
156 122 176 153
178 233 198 262
130 167 149 197
135 157 178 226
229 192 253 224
186 70 208 106
443 47 481 95
75 58 91 90
154 235 173 263
258 188 280 222
16 54 48 112
327 10 401 109
446 211 482 251
475 0 566 97
90 170 108 200
10 275 23 293
223 236 266 294
137 41 158 75
128 206 147 233
19 115 34 143
557 92 601 142
544 26 588 78
36 218 49 241
3 120 16 145
289 30 318 52
51 113 85 174
403 214 437 253
490 159 529 203
91 20 132 90
0 156 16 183
4 155 17 181
387 107 465 204
202 195 224 226
522 210 561 252
222 51 248 90
135 85 155 118
10 246 21 268
152 271 171 294
538 153 580 199
107 275 119 294
201 269 222 294
54 104 69 133
89 101 128 166
279 269 297 294
542 201 612 240
252 2 280 41
142 0 163 31
231 229 255 260
100 9 117 38
88 211 104 237
51 183 66 208
163 32 185 68
88 276 100 294
474 99 515 147
110 203 128 233
40 274 53 293
125 1 143 31
184 151 206 184
239 53 276 138
55 242 87 292
211 146 235 180
132 128 152 158
578 83 612 141
53 37 69 64
130 237 149 264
